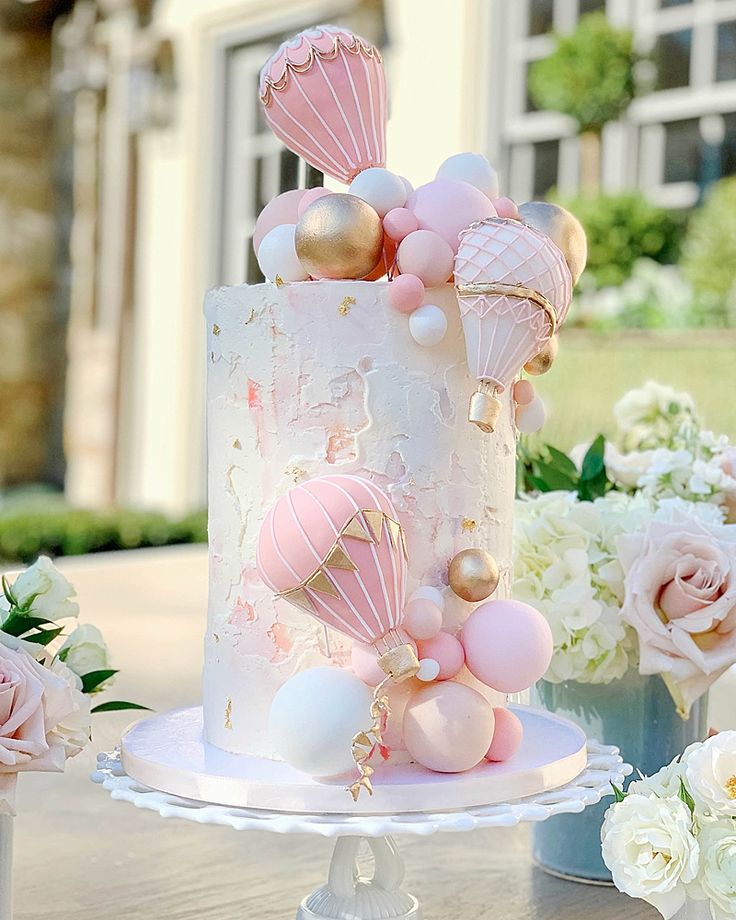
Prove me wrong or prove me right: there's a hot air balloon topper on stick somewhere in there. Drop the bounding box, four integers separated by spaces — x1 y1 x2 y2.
454 218 573 433
256 474 420 801
259 26 387 184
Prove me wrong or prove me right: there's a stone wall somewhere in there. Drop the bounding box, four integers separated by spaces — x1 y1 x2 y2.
0 24 57 486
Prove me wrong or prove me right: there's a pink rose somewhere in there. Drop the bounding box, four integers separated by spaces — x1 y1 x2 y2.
619 519 736 715
0 638 86 813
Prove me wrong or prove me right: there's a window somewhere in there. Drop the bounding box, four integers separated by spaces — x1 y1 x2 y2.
654 29 692 90
663 118 701 184
578 0 605 15
716 21 736 83
533 139 560 197
659 0 690 7
721 113 736 175
525 61 540 112
528 0 554 37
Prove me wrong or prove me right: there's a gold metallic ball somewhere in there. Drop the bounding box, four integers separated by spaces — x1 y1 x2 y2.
524 334 559 376
518 201 588 285
295 193 384 280
448 548 500 603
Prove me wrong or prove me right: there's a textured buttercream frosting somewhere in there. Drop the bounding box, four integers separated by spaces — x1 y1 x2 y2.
203 281 516 757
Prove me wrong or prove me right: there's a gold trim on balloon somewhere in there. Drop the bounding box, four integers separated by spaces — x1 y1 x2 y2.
260 33 383 106
455 282 558 334
276 509 408 613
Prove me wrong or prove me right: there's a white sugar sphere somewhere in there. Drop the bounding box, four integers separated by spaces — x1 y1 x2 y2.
269 667 372 777
257 223 309 283
348 167 407 217
409 304 448 347
417 658 441 682
516 395 547 434
436 153 499 200
409 585 445 610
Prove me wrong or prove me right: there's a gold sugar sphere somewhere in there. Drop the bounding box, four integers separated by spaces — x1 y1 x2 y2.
448 548 500 603
524 334 559 376
295 193 384 280
518 201 588 285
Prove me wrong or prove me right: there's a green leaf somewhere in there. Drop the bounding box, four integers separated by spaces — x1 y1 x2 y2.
611 783 627 803
531 460 578 492
91 701 151 714
57 646 70 662
679 778 696 817
580 435 606 481
81 669 118 694
23 627 64 646
1 575 17 608
529 475 553 494
1 613 55 638
546 446 579 478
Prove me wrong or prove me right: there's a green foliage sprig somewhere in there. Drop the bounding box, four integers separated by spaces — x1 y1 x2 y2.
518 435 612 501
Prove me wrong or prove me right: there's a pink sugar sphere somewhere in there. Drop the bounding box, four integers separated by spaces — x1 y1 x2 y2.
403 683 495 773
513 378 536 406
416 632 465 681
461 600 553 693
492 196 520 220
383 207 419 242
253 189 307 254
403 598 443 641
388 273 425 314
297 187 333 218
397 230 454 287
485 708 524 762
406 179 496 254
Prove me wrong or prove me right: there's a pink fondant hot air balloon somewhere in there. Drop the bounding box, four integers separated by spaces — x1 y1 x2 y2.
454 218 572 433
259 25 387 184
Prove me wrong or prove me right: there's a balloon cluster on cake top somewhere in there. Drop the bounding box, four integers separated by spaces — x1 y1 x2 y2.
255 24 588 437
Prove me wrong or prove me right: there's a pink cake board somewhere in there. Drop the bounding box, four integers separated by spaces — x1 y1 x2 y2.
120 705 587 816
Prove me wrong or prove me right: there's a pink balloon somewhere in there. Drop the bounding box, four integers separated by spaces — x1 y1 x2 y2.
388 274 425 314
492 196 520 220
513 379 536 406
383 207 419 242
403 683 495 773
260 27 387 183
485 708 524 762
461 600 553 693
257 475 409 646
253 189 307 254
403 598 443 641
397 230 454 286
298 187 333 218
406 179 496 254
416 632 465 680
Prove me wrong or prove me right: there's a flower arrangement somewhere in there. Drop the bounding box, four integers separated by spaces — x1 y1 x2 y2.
602 730 736 920
515 381 736 713
0 556 145 814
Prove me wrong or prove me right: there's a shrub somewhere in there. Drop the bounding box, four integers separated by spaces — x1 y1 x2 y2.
681 178 736 310
559 192 685 289
0 504 207 564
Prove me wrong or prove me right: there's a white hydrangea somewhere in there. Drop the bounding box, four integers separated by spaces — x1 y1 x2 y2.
613 381 698 452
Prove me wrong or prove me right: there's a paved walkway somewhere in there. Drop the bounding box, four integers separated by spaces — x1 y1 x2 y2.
7 546 732 919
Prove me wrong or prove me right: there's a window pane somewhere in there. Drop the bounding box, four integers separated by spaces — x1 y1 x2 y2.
722 112 736 176
529 0 554 36
663 118 701 183
533 139 559 197
659 0 690 7
525 61 539 112
716 22 736 83
654 29 692 90
579 0 605 15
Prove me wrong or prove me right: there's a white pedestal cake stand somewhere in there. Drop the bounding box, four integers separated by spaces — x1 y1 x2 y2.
91 704 630 920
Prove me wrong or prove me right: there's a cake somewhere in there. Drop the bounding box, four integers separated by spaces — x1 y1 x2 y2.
200 25 584 798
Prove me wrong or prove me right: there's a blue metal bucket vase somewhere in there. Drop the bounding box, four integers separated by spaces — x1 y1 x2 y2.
532 670 709 883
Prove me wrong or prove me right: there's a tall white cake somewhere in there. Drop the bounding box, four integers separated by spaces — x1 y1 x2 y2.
203 280 516 757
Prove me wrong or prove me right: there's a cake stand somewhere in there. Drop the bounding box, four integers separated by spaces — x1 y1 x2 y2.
92 705 631 920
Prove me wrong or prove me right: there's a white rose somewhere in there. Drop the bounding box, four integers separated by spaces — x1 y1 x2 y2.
628 746 699 800
47 659 92 759
11 556 79 620
601 794 699 919
686 733 736 819
692 820 736 920
59 625 110 680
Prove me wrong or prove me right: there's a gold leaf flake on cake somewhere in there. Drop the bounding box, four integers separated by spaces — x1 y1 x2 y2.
462 518 478 533
285 465 307 483
245 308 256 325
338 296 356 316
233 439 242 450
224 698 233 730
212 323 221 336
274 274 284 287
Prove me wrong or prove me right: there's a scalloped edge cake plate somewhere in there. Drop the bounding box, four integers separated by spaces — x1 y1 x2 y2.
120 704 587 816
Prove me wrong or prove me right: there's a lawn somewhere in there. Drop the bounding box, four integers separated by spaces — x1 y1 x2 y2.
532 329 736 451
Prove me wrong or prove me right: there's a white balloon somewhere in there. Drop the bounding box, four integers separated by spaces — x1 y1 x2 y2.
348 168 407 217
436 152 500 200
409 304 448 347
269 667 372 778
257 223 309 283
516 395 546 434
417 658 441 682
409 585 445 610
400 175 414 197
